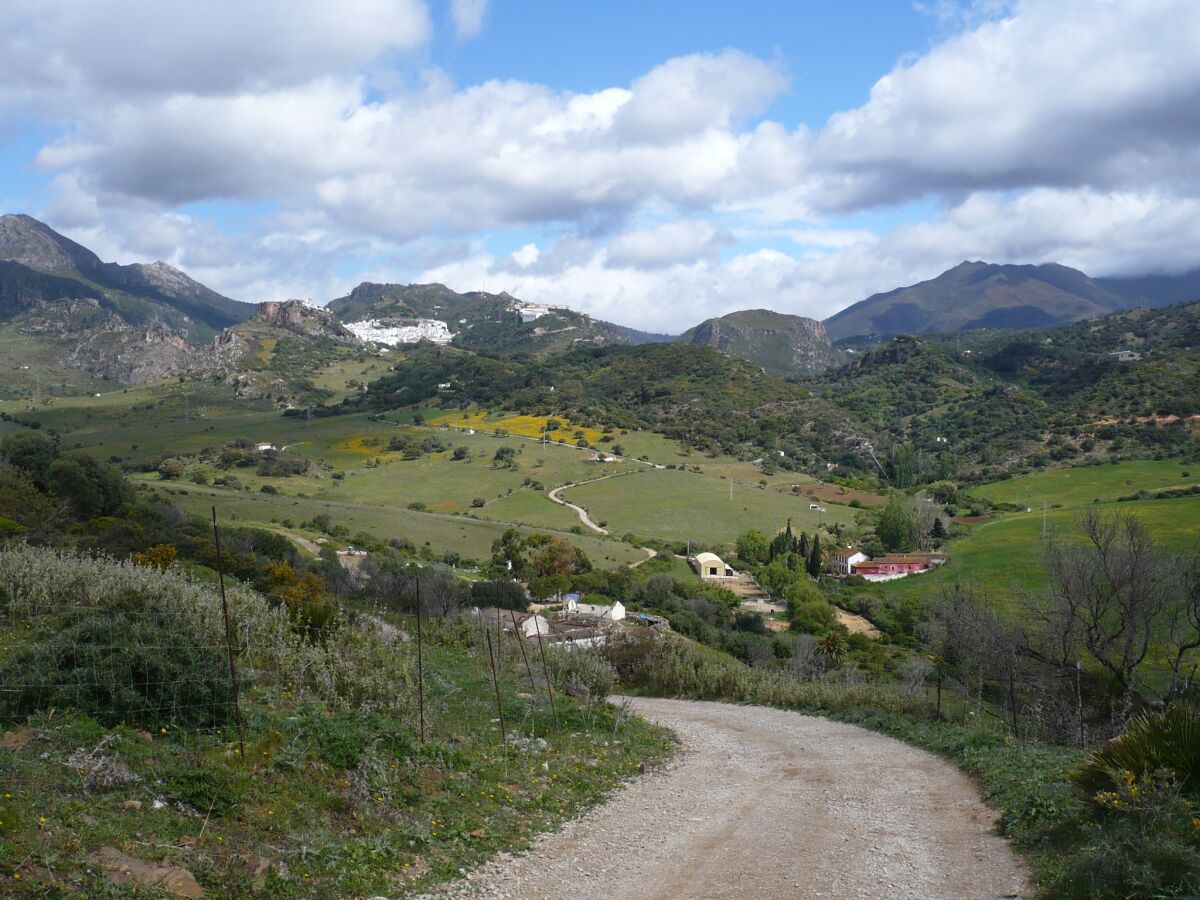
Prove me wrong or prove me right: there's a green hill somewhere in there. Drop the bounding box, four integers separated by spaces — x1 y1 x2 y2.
825 261 1128 341
678 308 844 375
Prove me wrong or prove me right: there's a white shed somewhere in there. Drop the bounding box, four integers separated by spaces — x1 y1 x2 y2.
693 552 735 579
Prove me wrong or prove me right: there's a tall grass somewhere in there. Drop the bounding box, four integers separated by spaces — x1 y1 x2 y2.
605 633 931 717
0 543 416 720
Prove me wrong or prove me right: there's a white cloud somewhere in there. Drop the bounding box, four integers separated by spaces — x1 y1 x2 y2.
511 243 540 267
607 220 731 269
7 0 1199 327
450 0 488 39
0 0 431 101
814 0 1200 209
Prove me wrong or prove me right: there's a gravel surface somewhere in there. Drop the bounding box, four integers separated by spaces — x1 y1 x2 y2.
426 697 1031 899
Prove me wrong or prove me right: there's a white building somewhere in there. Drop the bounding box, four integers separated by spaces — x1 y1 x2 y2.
831 546 869 576
563 596 626 622
693 552 735 579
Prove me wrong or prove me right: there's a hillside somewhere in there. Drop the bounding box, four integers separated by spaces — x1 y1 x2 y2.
807 301 1200 483
345 342 876 472
200 300 375 405
0 214 255 385
327 281 668 355
824 261 1127 341
679 308 843 375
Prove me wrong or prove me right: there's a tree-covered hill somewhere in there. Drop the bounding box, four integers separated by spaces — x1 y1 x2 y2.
341 342 875 471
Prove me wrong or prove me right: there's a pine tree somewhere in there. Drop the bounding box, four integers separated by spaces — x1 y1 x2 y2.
796 531 809 560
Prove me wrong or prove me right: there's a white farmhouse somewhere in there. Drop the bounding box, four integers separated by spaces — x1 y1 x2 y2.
832 546 869 576
563 596 626 622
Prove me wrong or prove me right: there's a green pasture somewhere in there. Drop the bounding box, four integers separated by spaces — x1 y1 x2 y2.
149 482 645 568
971 458 1196 508
563 466 857 546
874 494 1200 607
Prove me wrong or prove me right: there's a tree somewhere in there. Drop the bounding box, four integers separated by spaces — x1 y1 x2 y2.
451 446 470 461
490 528 528 576
1037 510 1177 705
816 632 848 668
876 497 917 552
0 432 58 486
796 531 809 561
930 517 947 545
531 536 587 578
735 529 769 565
806 535 823 578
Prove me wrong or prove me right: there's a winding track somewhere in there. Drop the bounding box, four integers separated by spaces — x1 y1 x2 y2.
433 698 1030 899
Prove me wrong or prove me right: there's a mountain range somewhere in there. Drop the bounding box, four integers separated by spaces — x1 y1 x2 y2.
822 260 1200 342
2 213 1197 389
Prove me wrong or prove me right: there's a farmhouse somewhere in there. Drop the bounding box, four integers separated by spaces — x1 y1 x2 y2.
851 552 947 582
832 546 869 576
562 595 626 622
693 552 735 580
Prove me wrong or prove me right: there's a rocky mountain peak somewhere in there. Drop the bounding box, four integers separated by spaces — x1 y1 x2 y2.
0 213 104 275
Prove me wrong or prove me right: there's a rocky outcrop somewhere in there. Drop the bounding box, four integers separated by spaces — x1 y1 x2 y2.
20 299 197 385
254 300 358 341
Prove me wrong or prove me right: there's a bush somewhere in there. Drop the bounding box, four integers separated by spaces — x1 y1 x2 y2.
790 599 838 634
0 589 233 728
1072 703 1200 799
543 647 617 703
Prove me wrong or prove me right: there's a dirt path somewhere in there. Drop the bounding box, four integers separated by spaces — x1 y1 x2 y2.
835 607 883 638
431 698 1030 899
629 546 658 567
547 471 642 534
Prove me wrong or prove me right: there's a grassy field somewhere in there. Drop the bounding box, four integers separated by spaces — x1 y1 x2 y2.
563 466 858 546
971 458 1197 507
877 503 1200 605
149 482 646 568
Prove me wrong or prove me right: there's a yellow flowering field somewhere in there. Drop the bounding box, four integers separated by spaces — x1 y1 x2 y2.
429 410 608 445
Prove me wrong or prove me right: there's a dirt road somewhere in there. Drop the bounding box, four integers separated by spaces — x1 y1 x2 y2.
434 698 1029 899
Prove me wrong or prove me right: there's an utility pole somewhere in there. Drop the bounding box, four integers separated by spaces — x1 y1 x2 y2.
1042 499 1048 538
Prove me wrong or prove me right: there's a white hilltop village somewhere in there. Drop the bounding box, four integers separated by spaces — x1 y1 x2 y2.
339 298 558 348
343 318 453 346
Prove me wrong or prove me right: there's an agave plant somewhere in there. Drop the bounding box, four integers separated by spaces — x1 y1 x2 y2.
1072 703 1200 800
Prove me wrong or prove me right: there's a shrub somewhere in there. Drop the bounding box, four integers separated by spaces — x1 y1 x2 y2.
1072 703 1200 799
543 647 617 703
0 589 233 728
790 599 838 634
0 545 416 724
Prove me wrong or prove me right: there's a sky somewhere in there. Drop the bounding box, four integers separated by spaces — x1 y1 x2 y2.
0 0 1197 331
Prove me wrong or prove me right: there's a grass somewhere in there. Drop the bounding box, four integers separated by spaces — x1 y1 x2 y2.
876 494 1200 607
148 481 647 568
564 466 857 546
0 550 674 897
972 458 1197 508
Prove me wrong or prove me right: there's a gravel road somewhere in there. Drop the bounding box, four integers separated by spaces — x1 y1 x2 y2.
430 697 1030 899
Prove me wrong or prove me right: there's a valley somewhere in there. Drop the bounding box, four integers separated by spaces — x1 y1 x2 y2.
1 215 1198 899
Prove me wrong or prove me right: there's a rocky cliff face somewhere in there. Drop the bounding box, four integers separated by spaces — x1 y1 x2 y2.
19 298 197 384
679 309 844 375
254 300 358 341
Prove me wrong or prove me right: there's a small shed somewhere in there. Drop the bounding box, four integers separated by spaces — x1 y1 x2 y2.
693 552 734 579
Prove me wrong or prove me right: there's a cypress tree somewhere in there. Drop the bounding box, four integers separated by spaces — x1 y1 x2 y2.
806 535 823 578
